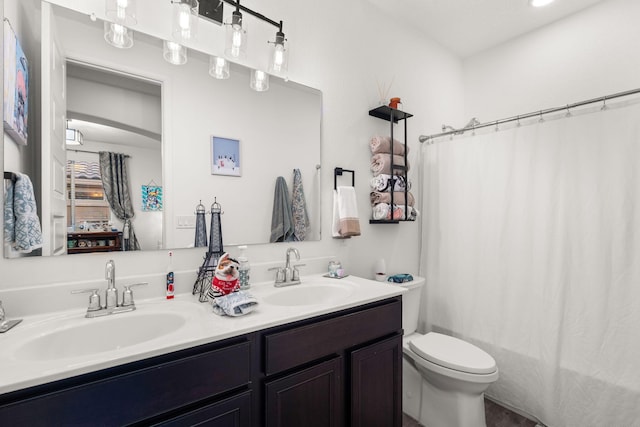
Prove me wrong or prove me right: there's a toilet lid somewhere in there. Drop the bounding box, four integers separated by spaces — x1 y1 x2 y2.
408 332 496 374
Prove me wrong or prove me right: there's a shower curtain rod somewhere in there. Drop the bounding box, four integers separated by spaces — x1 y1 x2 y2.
419 87 640 144
68 149 130 157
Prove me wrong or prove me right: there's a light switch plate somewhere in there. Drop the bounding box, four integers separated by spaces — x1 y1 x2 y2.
176 215 196 229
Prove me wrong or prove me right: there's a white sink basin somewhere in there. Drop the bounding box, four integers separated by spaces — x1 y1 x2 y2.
14 312 187 361
262 281 357 306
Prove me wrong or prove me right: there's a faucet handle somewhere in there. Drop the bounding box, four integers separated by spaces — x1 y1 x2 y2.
122 282 148 307
72 288 102 312
292 264 306 282
268 267 285 283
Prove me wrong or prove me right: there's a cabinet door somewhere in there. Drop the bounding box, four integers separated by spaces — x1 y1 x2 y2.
265 357 343 427
156 391 251 427
350 334 402 427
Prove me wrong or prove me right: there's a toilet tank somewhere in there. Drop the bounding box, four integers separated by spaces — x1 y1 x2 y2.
398 277 425 336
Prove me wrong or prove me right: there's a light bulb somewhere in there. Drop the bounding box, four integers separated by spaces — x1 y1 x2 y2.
179 4 191 31
273 44 284 71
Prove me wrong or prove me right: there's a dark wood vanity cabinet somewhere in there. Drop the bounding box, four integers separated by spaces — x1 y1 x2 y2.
0 297 402 427
260 296 403 427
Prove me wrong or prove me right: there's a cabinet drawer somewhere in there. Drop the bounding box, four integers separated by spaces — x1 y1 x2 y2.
156 390 252 427
264 298 401 375
0 341 251 426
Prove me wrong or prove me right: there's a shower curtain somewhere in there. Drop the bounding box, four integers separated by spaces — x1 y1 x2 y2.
99 151 140 251
421 101 640 427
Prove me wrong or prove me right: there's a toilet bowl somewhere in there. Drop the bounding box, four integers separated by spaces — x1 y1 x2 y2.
398 278 499 427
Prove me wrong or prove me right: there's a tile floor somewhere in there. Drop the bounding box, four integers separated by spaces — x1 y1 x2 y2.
402 398 539 427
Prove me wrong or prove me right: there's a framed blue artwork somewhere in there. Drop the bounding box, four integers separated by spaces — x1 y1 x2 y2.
3 19 29 146
211 136 241 177
142 185 163 211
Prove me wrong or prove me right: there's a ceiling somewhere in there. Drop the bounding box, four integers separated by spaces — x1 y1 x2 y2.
364 0 607 58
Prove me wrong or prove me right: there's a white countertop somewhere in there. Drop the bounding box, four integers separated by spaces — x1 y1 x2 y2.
0 274 405 395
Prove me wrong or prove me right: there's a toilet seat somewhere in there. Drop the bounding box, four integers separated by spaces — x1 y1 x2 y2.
408 332 496 375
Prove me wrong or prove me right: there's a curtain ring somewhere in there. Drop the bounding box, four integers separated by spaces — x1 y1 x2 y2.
565 104 572 117
516 115 521 127
494 120 499 132
538 111 544 123
601 96 608 111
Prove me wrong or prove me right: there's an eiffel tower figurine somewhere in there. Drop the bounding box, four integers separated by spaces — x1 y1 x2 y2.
193 198 224 302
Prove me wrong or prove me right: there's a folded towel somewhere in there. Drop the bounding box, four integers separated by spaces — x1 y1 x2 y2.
387 274 414 283
270 176 294 242
211 290 258 317
370 153 409 176
291 169 309 241
372 203 418 221
369 174 411 192
4 173 43 253
332 186 361 238
370 191 415 207
370 135 409 156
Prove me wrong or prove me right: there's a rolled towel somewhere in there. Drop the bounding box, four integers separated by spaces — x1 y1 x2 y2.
370 153 409 176
370 191 415 207
370 174 411 192
370 136 409 156
372 203 390 220
371 203 417 221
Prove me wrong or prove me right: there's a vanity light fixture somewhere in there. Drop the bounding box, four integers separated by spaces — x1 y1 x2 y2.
250 69 269 92
529 0 555 7
224 3 247 59
209 56 230 79
163 40 188 65
104 21 134 49
171 0 199 41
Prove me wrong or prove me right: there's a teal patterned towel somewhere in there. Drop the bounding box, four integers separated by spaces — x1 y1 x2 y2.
291 169 309 241
4 173 43 253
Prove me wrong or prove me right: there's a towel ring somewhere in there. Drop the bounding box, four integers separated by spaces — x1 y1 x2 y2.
334 167 355 190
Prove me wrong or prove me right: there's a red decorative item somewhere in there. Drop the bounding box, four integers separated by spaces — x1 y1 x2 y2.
389 97 401 109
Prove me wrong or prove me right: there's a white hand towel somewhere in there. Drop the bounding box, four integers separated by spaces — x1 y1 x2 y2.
332 186 361 238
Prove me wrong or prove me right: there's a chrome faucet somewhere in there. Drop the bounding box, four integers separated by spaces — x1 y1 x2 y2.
0 300 22 333
105 259 118 309
72 260 148 318
270 247 305 287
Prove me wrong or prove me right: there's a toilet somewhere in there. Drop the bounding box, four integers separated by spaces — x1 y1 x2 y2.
399 277 499 427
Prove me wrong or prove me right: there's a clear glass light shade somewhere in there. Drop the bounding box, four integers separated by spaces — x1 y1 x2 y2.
104 21 134 49
173 0 199 41
225 12 247 59
268 40 288 75
163 41 188 65
105 0 137 25
250 69 269 92
209 56 230 79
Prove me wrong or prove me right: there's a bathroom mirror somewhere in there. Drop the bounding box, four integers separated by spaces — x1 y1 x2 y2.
3 1 322 258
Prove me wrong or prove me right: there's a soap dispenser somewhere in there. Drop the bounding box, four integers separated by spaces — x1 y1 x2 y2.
237 245 251 290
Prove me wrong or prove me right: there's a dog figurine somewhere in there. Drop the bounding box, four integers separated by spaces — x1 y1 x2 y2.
208 253 240 298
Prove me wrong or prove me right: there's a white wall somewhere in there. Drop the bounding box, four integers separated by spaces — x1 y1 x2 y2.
464 0 640 121
1 0 464 317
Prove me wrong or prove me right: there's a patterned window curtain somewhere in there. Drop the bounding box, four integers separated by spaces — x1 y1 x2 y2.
99 152 140 251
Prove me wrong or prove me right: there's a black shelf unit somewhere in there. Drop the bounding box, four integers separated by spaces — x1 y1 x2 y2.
368 105 413 224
